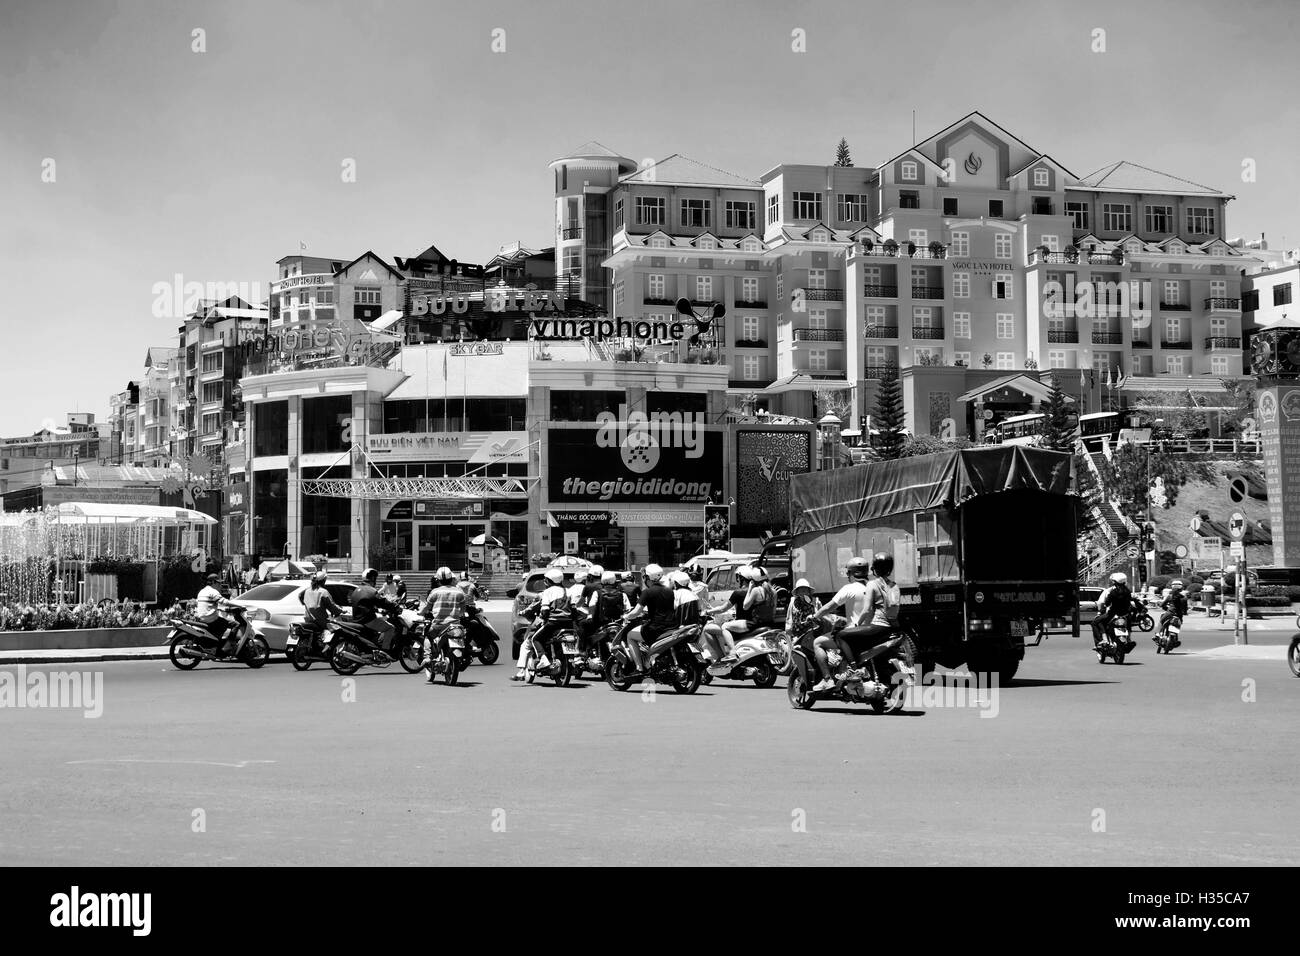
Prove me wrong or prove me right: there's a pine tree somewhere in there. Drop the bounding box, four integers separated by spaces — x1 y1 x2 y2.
873 365 905 460
834 138 853 167
1039 386 1075 452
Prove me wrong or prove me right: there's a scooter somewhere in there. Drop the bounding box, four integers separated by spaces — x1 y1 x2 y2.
286 619 334 670
1288 633 1300 678
1096 614 1136 664
605 617 707 695
1130 597 1155 633
520 616 579 687
168 603 271 670
702 618 785 688
785 620 916 713
1153 613 1182 654
325 610 424 675
420 621 470 685
465 606 500 665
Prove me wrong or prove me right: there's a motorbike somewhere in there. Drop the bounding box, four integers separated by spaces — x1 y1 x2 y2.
325 609 424 676
569 619 631 681
1096 614 1136 664
785 620 916 713
701 609 786 688
168 603 271 670
1153 612 1182 654
464 605 500 665
518 613 580 687
1290 633 1300 677
286 619 334 671
420 621 471 685
605 617 707 695
1130 597 1155 633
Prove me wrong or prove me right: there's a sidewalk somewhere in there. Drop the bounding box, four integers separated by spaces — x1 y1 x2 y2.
0 646 171 665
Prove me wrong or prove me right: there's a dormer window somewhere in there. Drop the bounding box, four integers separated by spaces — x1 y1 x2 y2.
648 234 669 249
1125 240 1142 256
1033 167 1049 187
741 237 762 253
901 160 918 181
810 228 829 243
697 236 716 251
1166 240 1184 255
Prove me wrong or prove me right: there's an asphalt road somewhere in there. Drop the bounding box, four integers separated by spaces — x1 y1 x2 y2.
2 610 1297 866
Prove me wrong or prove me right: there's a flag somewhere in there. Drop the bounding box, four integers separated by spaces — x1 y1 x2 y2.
1116 369 1127 388
1079 369 1086 389
1104 365 1112 388
546 511 558 528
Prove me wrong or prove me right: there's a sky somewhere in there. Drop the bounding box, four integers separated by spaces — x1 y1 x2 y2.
1 0 1298 437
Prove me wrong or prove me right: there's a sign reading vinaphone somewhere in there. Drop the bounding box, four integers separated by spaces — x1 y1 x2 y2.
411 288 690 341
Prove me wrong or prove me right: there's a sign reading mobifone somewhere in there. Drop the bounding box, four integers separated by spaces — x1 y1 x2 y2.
1256 384 1300 565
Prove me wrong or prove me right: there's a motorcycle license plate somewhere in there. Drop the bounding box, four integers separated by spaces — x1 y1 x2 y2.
286 634 299 647
447 638 465 649
322 632 335 644
1115 628 1129 639
562 641 578 653
1009 620 1027 637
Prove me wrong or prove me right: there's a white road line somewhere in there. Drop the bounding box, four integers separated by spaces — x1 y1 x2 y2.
67 759 277 768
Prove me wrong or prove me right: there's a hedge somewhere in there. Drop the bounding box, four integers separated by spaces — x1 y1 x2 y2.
1245 595 1292 608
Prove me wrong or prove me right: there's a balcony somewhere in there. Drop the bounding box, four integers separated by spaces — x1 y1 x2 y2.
1091 331 1124 345
1204 297 1241 313
1161 339 1192 350
864 325 899 339
1047 330 1078 344
562 226 583 240
734 338 769 348
912 325 945 340
1027 250 1077 265
864 365 897 379
1086 251 1125 265
737 299 769 309
1204 336 1241 350
911 286 945 300
644 296 675 306
862 284 898 298
1131 339 1152 349
1160 301 1190 311
793 329 846 343
803 288 845 301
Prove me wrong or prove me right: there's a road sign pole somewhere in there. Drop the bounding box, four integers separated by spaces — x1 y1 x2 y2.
1240 553 1248 646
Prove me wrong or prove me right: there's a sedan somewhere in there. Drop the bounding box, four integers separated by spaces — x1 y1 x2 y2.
231 580 356 651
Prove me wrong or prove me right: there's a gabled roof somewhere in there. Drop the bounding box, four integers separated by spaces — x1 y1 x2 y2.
956 373 1061 405
690 231 721 247
144 347 175 368
619 154 760 188
1073 161 1230 198
1009 153 1078 180
337 250 404 280
878 111 1043 171
552 140 635 166
876 146 948 177
849 225 883 241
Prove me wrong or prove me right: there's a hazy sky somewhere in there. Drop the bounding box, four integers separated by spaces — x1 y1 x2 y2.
2 0 1297 437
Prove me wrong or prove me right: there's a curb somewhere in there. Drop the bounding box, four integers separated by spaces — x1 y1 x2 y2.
0 649 171 665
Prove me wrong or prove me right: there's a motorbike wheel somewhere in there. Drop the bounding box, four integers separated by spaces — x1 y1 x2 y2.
242 635 271 669
1095 649 1106 664
1137 614 1154 633
1288 638 1300 678
290 635 314 671
169 634 202 671
769 635 793 675
605 656 632 692
672 664 702 695
700 671 714 685
478 642 500 666
1113 647 1127 665
443 657 459 686
749 658 777 689
397 637 423 674
787 671 816 710
330 640 362 676
553 655 570 687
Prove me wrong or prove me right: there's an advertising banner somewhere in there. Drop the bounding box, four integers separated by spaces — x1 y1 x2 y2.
1257 384 1300 566
366 431 528 463
547 429 723 504
704 504 731 552
734 429 812 528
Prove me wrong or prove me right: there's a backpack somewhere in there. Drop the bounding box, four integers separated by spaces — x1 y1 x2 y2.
597 586 626 624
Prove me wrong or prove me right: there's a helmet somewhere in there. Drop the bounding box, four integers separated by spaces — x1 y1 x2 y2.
736 565 755 582
601 571 617 585
794 578 813 591
1110 572 1128 586
589 565 604 578
669 570 691 588
573 570 588 583
544 568 564 585
751 566 768 582
871 552 894 577
206 573 220 583
385 573 394 581
435 566 456 584
363 567 379 583
1170 580 1184 590
688 564 704 580
846 556 871 579
393 574 402 582
643 564 664 582
311 571 328 584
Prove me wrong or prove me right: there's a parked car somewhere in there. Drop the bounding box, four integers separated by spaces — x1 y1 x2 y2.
1077 586 1103 626
231 580 356 651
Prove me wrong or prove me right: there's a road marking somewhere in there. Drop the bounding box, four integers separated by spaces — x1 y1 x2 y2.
67 759 277 768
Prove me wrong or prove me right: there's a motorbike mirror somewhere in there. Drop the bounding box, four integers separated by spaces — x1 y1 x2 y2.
674 297 696 318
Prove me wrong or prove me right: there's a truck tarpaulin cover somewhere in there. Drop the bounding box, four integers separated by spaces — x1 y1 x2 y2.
790 446 1073 535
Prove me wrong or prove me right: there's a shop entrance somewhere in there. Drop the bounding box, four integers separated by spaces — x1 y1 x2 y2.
415 522 485 572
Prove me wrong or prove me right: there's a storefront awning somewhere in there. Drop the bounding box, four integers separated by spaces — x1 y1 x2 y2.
55 502 216 524
761 374 851 395
957 374 1064 405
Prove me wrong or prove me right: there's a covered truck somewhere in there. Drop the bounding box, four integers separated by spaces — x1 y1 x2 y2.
785 445 1078 682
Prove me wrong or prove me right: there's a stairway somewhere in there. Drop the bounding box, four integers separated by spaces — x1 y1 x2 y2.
330 569 521 600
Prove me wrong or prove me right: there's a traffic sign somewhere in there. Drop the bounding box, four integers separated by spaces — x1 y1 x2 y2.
1188 537 1222 563
1228 477 1248 504
1189 515 1202 533
1230 541 1245 559
1126 545 1139 559
1229 512 1247 540
1175 544 1189 558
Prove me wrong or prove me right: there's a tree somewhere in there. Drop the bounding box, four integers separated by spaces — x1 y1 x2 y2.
873 365 905 460
1219 377 1257 436
1039 387 1075 452
1102 443 1197 523
834 138 853 167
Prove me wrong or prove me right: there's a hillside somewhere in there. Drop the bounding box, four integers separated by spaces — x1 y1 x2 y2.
1147 461 1272 568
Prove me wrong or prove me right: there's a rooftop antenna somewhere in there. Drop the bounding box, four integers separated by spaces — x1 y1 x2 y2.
912 110 916 143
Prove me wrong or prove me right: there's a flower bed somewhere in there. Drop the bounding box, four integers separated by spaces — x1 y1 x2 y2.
0 600 184 632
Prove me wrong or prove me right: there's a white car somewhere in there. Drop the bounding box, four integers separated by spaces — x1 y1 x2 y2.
231 580 357 651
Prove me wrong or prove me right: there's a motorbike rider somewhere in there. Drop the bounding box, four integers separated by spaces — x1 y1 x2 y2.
299 571 342 632
669 570 706 627
1092 571 1135 650
195 573 233 654
810 556 874 690
687 564 710 606
514 568 572 680
1158 579 1188 647
393 574 407 602
830 553 913 690
381 573 401 601
788 578 822 632
420 566 472 683
352 567 403 652
623 564 674 674
588 570 630 653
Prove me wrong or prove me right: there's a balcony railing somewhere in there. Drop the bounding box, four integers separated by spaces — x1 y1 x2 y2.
737 299 769 309
734 337 768 348
1160 301 1190 311
912 325 945 340
1087 251 1125 265
864 365 897 379
1131 339 1152 349
911 286 945 300
643 296 675 306
803 288 845 301
561 226 583 240
1161 339 1192 350
1091 331 1124 345
793 329 846 342
1204 297 1241 312
855 243 946 259
1028 250 1076 265
1204 336 1241 350
1047 330 1078 344
865 325 899 339
862 284 898 298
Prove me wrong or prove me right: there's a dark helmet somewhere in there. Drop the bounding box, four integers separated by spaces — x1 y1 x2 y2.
871 552 894 577
363 567 379 583
687 564 704 580
205 573 220 583
846 556 871 579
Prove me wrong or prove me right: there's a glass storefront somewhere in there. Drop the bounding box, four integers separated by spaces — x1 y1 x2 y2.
647 527 704 568
253 402 288 458
300 467 351 558
252 468 287 557
302 395 352 454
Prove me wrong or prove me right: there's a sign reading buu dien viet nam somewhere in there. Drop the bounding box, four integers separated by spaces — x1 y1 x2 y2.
365 431 528 463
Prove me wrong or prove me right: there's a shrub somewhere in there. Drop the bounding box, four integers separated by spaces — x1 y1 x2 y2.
1245 595 1291 608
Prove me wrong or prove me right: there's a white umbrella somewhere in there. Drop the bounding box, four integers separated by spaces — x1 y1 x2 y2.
469 533 502 547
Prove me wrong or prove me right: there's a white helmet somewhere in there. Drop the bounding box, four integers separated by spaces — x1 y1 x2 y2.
669 570 691 588
393 574 402 582
1110 572 1128 586
736 565 756 582
643 564 664 582
751 567 768 582
589 564 604 578
794 578 813 591
573 570 588 583
544 568 564 585
600 571 617 585
1170 580 1184 590
435 566 456 584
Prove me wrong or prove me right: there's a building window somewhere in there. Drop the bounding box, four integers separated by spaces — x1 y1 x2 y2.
913 306 933 325
866 305 887 325
201 382 224 404
793 192 822 220
725 201 756 230
807 268 826 290
1132 355 1144 375
953 273 970 298
1145 205 1173 233
899 190 920 210
1040 235 1060 252
953 312 971 338
766 194 780 226
648 274 665 299
988 199 1004 218
741 277 759 303
680 198 711 228
1274 283 1293 306
741 236 762 253
901 161 918 181
1211 355 1229 375
810 228 829 243
354 286 381 305
1066 201 1089 230
954 351 971 367
837 194 869 222
742 356 761 380
996 313 1014 339
808 308 828 330
915 347 943 365
993 274 1013 299
1102 203 1132 232
741 316 760 341
1032 197 1054 215
911 269 928 293
317 288 334 305
1164 317 1183 342
1033 167 1049 187
867 346 888 366
1210 279 1227 300
1048 350 1067 369
1163 280 1181 305
695 275 713 301
697 236 716 250
1165 355 1186 374
995 233 1012 259
1186 207 1216 235
1209 315 1227 336
996 352 1015 370
943 197 959 216
562 247 581 274
808 348 829 371
636 197 665 226
909 229 928 247
201 352 223 373
949 232 969 257
614 197 623 226
1166 240 1184 254
647 234 669 249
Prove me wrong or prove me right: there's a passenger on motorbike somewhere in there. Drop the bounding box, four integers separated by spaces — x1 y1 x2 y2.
787 578 821 632
514 568 572 680
421 566 471 683
623 564 674 674
352 568 403 652
810 557 873 690
299 571 342 631
589 571 631 651
833 553 913 687
1091 572 1134 649
1159 580 1188 646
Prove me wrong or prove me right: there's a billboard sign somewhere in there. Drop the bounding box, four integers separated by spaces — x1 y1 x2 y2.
547 429 722 504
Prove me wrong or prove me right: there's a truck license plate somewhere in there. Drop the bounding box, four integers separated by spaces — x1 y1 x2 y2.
1009 620 1027 637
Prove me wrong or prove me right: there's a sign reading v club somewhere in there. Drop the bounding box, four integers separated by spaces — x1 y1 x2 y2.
758 455 784 482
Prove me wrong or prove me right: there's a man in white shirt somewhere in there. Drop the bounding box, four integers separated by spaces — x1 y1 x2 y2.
515 568 571 680
194 573 230 650
810 557 873 690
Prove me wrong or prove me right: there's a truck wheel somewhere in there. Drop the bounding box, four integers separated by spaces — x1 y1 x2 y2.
997 657 1020 684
